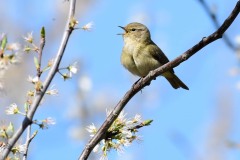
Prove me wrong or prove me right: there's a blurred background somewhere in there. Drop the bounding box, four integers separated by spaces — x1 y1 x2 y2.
0 0 240 159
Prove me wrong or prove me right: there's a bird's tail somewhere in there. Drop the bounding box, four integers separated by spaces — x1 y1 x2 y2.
164 72 189 90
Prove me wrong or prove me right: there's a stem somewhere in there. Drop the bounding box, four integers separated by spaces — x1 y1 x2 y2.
22 125 31 160
37 31 45 78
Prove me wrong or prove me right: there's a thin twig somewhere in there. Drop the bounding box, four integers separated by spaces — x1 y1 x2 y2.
22 28 46 159
78 1 240 159
37 27 45 78
22 126 37 160
0 0 77 159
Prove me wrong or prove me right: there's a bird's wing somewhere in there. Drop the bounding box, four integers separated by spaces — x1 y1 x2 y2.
147 42 174 73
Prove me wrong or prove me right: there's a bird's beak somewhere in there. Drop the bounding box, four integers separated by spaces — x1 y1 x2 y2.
117 26 126 35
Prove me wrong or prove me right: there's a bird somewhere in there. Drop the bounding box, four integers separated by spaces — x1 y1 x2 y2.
119 22 189 90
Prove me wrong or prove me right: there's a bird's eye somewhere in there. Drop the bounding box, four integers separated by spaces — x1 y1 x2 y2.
131 28 136 31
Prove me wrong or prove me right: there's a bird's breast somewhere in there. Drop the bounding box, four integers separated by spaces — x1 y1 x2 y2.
121 42 142 76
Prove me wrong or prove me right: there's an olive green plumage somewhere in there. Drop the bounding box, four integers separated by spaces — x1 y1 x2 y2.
119 22 189 90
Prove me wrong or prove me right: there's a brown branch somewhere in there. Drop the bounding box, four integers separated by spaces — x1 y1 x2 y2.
78 1 240 159
0 0 77 159
198 0 238 51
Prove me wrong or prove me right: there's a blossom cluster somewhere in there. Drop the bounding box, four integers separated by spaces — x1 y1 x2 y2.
0 122 27 159
0 30 57 159
86 110 153 160
0 18 90 159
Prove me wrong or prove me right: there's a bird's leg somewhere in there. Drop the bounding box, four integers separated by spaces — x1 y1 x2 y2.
132 78 142 91
131 77 141 90
132 77 151 92
132 78 144 93
134 77 142 85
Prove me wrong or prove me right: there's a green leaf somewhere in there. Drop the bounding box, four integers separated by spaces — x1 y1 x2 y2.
7 122 14 132
1 35 7 50
142 120 153 126
24 102 29 113
34 56 40 69
6 122 14 138
41 27 45 39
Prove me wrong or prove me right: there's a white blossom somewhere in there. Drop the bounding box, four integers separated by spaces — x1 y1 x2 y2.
68 62 78 77
46 85 58 96
41 117 56 129
27 75 39 83
88 110 151 160
119 139 131 147
5 103 19 115
6 43 21 51
117 111 127 123
18 144 27 153
121 130 132 138
133 114 141 122
82 22 94 31
46 89 58 95
86 123 97 137
23 32 33 43
43 117 56 125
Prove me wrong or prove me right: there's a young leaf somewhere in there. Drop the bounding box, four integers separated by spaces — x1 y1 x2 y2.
1 35 7 50
6 122 14 138
34 56 40 69
41 27 45 39
142 120 153 126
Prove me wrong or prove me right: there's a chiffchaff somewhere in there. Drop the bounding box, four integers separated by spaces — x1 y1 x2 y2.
119 22 189 90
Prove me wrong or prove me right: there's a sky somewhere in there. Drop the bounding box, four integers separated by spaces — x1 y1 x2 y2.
1 0 240 160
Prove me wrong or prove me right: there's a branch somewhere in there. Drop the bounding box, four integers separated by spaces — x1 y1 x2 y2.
78 1 240 159
22 27 46 159
198 0 238 51
0 0 77 159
